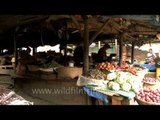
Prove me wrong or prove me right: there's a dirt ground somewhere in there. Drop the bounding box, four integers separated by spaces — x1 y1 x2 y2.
12 78 89 105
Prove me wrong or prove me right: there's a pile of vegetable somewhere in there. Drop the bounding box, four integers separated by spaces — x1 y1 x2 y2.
41 60 62 68
143 77 160 84
121 67 137 75
136 88 160 104
97 62 119 71
86 69 107 80
106 71 143 93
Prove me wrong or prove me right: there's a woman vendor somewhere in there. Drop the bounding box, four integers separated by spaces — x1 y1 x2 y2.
145 48 156 64
97 44 111 63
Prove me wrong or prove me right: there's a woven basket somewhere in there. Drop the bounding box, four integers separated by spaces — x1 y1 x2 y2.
135 97 160 105
27 65 39 72
57 67 82 79
39 68 54 75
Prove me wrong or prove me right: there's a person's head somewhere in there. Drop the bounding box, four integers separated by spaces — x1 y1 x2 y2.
103 43 111 50
26 46 31 54
149 48 153 53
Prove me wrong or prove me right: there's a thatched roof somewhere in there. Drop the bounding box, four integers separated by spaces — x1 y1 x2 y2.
0 15 160 49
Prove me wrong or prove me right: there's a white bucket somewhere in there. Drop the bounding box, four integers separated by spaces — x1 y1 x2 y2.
69 62 74 67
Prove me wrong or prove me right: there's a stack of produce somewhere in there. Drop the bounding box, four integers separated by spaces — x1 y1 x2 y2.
86 69 107 80
97 62 119 71
106 71 143 93
135 88 160 104
121 67 137 75
41 60 62 68
143 77 160 84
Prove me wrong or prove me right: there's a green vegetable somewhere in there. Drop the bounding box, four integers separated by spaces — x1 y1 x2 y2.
107 81 120 91
107 72 117 80
41 60 62 68
121 83 131 92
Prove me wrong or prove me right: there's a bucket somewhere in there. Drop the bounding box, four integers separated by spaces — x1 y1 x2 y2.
69 62 74 67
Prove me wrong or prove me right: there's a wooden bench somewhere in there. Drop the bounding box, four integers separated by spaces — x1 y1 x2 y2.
0 65 13 69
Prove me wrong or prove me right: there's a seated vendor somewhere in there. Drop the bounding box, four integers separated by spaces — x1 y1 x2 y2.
145 48 156 64
97 44 111 63
73 45 84 66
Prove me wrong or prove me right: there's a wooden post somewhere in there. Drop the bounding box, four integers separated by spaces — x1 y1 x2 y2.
32 47 37 56
13 30 18 68
115 39 118 59
83 16 89 75
131 41 135 64
119 36 123 67
98 41 101 49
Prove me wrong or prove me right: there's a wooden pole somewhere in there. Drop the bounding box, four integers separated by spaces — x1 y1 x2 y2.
119 36 123 67
115 39 118 59
13 30 17 69
131 41 135 64
98 41 101 49
83 16 89 75
32 47 36 56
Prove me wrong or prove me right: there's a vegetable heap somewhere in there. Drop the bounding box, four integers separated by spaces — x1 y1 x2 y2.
106 71 143 93
136 88 160 104
86 69 107 80
41 60 62 68
97 62 119 71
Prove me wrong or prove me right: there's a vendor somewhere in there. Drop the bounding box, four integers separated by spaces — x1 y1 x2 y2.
145 48 156 64
73 44 84 66
97 43 111 63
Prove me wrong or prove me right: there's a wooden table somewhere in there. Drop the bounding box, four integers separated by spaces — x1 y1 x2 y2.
84 86 133 105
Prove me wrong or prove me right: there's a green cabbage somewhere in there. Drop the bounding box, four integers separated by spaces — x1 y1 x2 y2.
107 81 120 91
121 83 131 92
107 72 117 80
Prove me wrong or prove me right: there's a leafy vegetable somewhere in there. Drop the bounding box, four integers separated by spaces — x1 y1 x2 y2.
121 83 131 92
107 81 120 91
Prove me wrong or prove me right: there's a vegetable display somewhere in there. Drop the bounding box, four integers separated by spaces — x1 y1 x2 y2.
41 60 62 68
108 81 120 91
86 69 107 80
107 71 143 93
97 62 119 71
136 88 160 103
143 77 160 84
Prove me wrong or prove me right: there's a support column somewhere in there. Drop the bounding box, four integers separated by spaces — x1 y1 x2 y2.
13 31 18 69
32 47 37 56
119 37 123 67
83 16 89 75
131 41 135 64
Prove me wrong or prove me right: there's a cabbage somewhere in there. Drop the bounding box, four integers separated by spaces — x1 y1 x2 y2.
115 75 126 84
115 72 128 84
107 72 117 80
126 77 134 85
107 81 120 91
131 84 140 93
121 83 131 92
131 81 143 93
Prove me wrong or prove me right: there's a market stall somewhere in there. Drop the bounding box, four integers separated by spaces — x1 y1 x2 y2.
76 61 160 105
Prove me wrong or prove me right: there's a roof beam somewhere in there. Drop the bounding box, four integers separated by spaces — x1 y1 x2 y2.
70 15 83 37
89 18 110 44
131 31 158 35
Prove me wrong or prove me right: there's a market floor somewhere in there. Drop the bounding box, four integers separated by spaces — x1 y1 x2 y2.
14 89 54 105
12 78 89 105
